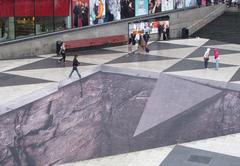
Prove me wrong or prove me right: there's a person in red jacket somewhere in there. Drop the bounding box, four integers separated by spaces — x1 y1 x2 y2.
214 48 220 70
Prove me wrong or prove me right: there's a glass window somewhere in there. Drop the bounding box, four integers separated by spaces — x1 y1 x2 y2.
35 0 54 34
15 0 35 38
72 0 89 28
54 0 71 31
0 0 15 41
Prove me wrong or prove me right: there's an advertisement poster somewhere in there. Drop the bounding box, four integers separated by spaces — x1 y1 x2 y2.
105 0 120 22
162 0 174 11
128 18 169 35
149 0 162 14
185 0 196 7
150 19 169 34
174 0 184 9
72 0 89 28
90 0 105 25
135 0 148 16
201 0 206 6
128 21 146 35
120 0 135 19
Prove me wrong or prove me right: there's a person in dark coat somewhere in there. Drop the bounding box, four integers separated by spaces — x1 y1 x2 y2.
163 26 167 40
73 2 82 27
166 26 170 40
158 23 163 40
82 3 89 26
69 55 81 78
143 32 150 52
143 32 150 45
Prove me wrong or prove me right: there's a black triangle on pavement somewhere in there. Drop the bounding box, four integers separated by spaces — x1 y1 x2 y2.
148 42 195 51
186 47 240 58
164 59 236 72
106 52 177 64
230 68 240 82
160 145 240 166
8 58 94 71
0 72 53 87
203 39 230 46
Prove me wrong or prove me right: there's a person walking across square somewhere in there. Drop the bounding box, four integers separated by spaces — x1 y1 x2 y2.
128 35 133 54
203 48 210 69
214 48 220 70
58 42 66 63
69 55 81 78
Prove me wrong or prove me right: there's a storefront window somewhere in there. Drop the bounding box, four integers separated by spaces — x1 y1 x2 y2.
15 0 35 38
0 0 15 41
35 0 54 34
72 0 89 28
54 0 71 31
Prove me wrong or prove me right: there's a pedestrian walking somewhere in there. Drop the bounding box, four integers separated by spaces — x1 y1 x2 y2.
203 48 210 69
69 55 81 78
214 48 220 70
128 37 133 54
163 27 167 40
58 42 66 63
143 32 150 53
166 26 170 40
158 24 163 41
138 34 146 53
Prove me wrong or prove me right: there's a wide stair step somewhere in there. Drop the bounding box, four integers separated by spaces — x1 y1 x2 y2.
192 11 240 44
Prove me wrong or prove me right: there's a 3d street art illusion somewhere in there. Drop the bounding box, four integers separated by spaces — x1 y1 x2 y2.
0 71 240 166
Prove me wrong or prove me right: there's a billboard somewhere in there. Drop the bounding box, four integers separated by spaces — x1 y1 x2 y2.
72 0 89 28
128 17 169 35
135 0 148 16
162 0 174 11
149 0 162 14
185 0 196 7
120 0 135 19
90 0 106 25
174 0 184 9
105 0 120 22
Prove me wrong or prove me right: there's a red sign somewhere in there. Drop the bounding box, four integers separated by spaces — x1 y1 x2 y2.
54 0 70 16
36 0 54 16
0 0 70 17
0 0 14 17
15 0 35 16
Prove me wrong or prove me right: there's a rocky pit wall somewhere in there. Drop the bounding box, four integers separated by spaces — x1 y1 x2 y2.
0 72 157 166
1 72 240 166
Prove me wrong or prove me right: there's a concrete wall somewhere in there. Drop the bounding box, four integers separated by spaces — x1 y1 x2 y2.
0 4 226 60
170 4 226 38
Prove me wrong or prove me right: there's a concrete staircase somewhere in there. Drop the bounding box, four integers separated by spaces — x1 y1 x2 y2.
192 10 240 44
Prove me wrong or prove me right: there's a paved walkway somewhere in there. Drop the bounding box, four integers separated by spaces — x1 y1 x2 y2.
1 38 240 166
1 38 240 106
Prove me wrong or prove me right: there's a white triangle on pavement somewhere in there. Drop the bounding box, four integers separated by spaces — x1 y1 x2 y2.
166 67 240 83
133 74 221 137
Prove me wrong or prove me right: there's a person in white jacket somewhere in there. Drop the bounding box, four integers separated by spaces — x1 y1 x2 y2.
203 48 210 69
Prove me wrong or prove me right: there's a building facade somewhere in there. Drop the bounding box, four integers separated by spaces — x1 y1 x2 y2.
0 0 197 42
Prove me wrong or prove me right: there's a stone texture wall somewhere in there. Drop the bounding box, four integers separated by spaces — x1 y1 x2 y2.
0 72 156 166
1 72 240 166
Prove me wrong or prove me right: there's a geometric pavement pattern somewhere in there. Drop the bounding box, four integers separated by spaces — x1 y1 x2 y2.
59 133 240 166
1 38 240 166
1 37 240 104
160 145 240 166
